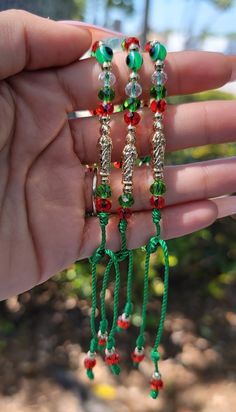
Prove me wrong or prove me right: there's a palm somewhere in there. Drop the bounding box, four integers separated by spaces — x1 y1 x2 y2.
1 71 86 295
0 11 235 300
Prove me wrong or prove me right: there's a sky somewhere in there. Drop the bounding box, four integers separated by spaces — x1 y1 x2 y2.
86 0 236 36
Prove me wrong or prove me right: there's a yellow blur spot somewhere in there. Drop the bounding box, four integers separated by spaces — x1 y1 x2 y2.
93 383 116 400
161 254 178 267
153 279 164 296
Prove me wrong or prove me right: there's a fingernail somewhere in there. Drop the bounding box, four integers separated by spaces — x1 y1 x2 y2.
228 55 236 81
58 20 124 38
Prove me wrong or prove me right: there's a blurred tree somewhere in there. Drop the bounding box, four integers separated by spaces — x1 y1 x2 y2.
0 0 85 20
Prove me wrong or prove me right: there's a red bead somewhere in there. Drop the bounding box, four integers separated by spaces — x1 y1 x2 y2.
92 41 100 53
98 338 107 346
97 102 114 115
131 352 145 363
150 378 164 390
150 196 165 209
89 109 98 116
117 207 132 220
123 37 140 51
145 41 152 52
114 161 122 169
84 357 96 369
117 316 130 330
96 198 112 212
150 99 167 113
124 111 141 126
105 353 120 365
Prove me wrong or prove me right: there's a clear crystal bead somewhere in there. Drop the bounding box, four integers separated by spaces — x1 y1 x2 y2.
151 70 168 86
98 71 116 87
125 81 142 97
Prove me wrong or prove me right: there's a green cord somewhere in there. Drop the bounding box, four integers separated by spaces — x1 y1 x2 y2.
136 209 169 366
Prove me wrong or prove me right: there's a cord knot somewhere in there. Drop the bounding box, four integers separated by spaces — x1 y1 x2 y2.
151 349 160 363
146 236 159 254
152 209 161 224
99 212 109 226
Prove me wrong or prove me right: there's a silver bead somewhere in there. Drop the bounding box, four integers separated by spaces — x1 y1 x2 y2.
129 43 139 51
153 371 162 380
155 60 165 70
153 120 164 130
102 61 112 70
129 72 140 81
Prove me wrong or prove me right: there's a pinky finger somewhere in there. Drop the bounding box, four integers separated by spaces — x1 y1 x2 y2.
78 200 221 259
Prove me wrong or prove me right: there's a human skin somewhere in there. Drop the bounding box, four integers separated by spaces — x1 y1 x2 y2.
0 10 235 300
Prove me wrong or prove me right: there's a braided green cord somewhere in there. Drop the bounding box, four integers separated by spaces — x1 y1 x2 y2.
100 258 114 326
106 248 121 351
153 239 169 350
136 209 162 350
124 250 134 317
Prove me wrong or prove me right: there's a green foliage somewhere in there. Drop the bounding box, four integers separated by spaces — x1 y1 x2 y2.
209 0 233 9
106 0 134 14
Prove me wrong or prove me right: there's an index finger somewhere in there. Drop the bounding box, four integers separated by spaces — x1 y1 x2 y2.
57 50 234 110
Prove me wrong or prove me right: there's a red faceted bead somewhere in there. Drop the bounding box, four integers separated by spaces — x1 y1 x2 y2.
96 198 112 212
145 41 152 52
98 338 107 346
124 111 141 126
84 357 96 369
131 351 145 363
97 102 114 115
117 316 130 330
105 352 120 365
150 99 167 113
114 161 122 169
150 378 164 390
123 37 140 51
89 109 98 116
117 207 132 220
150 196 165 209
92 40 100 53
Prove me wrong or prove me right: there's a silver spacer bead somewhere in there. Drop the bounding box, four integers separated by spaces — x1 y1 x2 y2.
127 125 136 132
154 113 163 121
129 72 140 81
155 60 165 70
134 346 144 355
87 350 96 359
153 120 164 131
102 61 112 70
152 371 162 380
105 347 115 356
129 43 139 51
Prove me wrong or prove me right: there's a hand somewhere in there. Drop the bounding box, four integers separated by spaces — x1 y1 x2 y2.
0 10 235 299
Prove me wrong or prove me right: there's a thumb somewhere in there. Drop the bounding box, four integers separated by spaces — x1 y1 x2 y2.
0 9 91 80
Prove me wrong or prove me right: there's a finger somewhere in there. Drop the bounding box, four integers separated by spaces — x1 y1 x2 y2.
84 157 236 213
71 100 236 164
59 51 234 110
211 195 236 218
59 20 123 42
78 200 218 259
0 10 91 79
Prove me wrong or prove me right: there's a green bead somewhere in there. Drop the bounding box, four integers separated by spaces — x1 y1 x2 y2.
118 193 134 208
150 180 166 196
98 87 115 102
150 85 167 99
150 42 167 62
123 97 141 112
150 389 159 399
95 45 113 64
96 184 111 199
126 50 143 72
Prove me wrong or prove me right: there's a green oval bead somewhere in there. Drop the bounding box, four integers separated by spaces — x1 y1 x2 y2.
123 97 141 112
126 50 143 72
118 193 134 208
150 390 159 399
150 42 167 62
150 180 166 196
95 45 113 64
96 184 111 199
150 85 167 99
98 87 115 102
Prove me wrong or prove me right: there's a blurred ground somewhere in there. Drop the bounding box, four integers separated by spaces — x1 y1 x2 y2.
0 239 235 412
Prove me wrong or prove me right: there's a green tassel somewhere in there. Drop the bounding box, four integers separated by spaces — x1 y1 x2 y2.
111 364 121 375
150 389 159 399
86 369 94 380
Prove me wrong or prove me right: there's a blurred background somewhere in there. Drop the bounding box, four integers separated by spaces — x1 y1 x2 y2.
0 1 235 411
